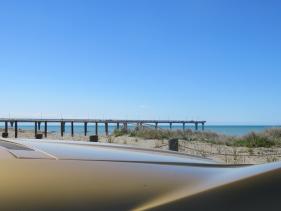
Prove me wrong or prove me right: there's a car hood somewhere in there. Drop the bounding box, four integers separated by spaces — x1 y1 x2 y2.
0 138 281 211
0 138 217 165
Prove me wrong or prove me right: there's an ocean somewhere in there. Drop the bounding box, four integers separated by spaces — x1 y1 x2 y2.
0 123 280 136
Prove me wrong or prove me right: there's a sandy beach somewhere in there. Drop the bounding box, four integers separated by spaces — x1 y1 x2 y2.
2 128 281 165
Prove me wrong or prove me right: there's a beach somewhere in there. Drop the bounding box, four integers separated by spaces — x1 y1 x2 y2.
2 128 281 165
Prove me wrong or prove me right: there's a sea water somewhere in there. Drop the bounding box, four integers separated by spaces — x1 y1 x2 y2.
0 123 280 136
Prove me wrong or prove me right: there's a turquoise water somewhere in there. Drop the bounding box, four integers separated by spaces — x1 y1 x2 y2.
0 123 280 136
203 125 281 136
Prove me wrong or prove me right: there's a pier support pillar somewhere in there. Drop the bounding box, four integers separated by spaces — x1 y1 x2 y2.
117 122 120 130
44 121 47 138
71 121 74 137
60 122 64 137
202 123 205 131
183 123 185 131
15 121 18 138
5 121 8 133
123 123 128 131
170 122 172 130
195 123 198 131
95 122 98 135
38 122 41 131
155 122 158 130
35 121 38 137
84 122 88 136
105 122 109 136
2 121 9 138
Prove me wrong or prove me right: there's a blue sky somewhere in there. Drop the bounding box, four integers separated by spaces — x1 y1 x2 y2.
0 0 280 124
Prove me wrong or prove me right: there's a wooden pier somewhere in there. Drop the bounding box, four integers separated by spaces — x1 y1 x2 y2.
0 118 206 139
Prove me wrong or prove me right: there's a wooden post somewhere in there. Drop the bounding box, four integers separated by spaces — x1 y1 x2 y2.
89 135 98 142
71 121 74 137
84 122 88 136
117 122 120 130
169 138 178 151
15 121 18 138
105 122 109 136
44 121 47 138
169 122 172 130
95 122 98 135
5 121 8 133
35 121 38 137
61 122 64 137
183 123 185 131
155 122 158 130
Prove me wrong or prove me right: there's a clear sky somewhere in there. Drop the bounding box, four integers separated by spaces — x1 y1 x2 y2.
0 0 280 124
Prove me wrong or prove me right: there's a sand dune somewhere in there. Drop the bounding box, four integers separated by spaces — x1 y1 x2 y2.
1 128 281 164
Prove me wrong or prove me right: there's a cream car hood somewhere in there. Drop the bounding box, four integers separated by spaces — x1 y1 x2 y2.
0 138 280 211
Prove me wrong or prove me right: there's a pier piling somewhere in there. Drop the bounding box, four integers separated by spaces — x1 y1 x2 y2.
105 122 109 136
155 122 158 130
5 121 8 133
95 122 98 135
2 121 9 138
61 122 64 137
71 121 74 137
44 121 47 138
15 121 18 138
35 121 38 137
195 123 198 131
84 122 88 136
123 122 127 130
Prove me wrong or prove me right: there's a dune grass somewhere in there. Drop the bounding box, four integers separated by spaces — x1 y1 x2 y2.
112 127 281 148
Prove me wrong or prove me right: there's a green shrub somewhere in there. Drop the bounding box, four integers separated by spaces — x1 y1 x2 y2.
233 132 274 148
112 128 129 137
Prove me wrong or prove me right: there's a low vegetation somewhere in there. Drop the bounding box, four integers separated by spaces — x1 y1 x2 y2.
112 127 281 148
